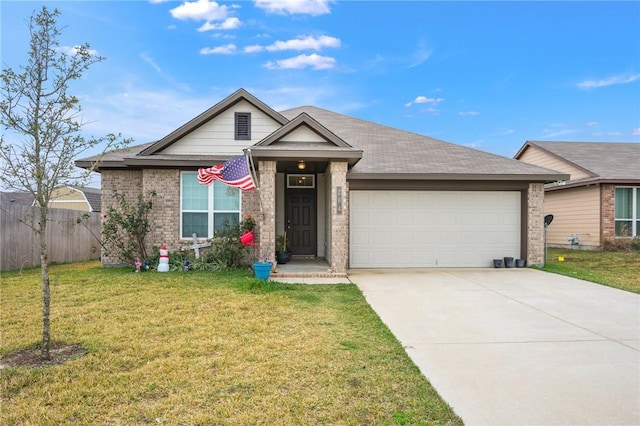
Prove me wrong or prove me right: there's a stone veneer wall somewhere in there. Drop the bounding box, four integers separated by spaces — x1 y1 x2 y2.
527 182 545 266
600 184 615 242
329 162 348 273
100 170 143 265
258 161 276 265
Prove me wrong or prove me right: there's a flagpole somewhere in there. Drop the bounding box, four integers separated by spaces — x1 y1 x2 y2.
245 149 264 217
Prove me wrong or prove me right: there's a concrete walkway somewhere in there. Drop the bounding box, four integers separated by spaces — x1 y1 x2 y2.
349 268 640 426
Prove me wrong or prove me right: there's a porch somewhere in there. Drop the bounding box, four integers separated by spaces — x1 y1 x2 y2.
269 257 351 283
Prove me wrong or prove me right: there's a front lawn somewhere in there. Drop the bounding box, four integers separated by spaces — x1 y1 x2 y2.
1 262 462 425
541 248 640 294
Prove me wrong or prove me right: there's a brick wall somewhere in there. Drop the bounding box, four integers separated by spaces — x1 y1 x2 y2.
527 182 545 266
142 169 180 252
600 184 615 241
100 170 143 265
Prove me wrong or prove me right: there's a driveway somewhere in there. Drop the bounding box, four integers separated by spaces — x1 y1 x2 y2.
348 268 640 426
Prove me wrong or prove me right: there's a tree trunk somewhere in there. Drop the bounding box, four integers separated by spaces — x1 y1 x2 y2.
39 213 51 360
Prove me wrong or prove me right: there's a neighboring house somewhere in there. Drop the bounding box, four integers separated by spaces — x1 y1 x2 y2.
76 88 566 272
515 141 640 249
48 186 101 212
1 186 100 212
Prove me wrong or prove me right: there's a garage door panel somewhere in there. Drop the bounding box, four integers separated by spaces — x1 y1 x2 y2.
350 190 521 268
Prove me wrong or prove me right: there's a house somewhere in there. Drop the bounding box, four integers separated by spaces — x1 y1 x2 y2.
48 186 101 212
76 88 566 272
515 141 640 249
2 185 102 212
1 186 101 212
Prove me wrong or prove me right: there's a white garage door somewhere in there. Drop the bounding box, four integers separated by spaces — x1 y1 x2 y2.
350 190 521 268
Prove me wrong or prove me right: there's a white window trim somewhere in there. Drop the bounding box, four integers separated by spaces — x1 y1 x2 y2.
180 172 242 240
614 186 639 237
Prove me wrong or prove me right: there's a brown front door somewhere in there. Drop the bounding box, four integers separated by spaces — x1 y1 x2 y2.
285 189 316 256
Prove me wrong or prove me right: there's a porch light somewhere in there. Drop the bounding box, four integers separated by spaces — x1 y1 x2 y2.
297 160 306 170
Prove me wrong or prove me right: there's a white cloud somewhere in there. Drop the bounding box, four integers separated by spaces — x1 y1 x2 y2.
632 128 640 136
458 111 479 116
404 96 444 107
140 52 161 73
170 0 230 21
170 0 240 31
58 45 99 56
264 53 336 70
577 72 640 89
407 41 432 68
244 44 264 53
149 0 170 3
585 121 599 127
541 127 578 138
254 0 332 15
200 44 237 55
198 17 241 31
266 35 340 51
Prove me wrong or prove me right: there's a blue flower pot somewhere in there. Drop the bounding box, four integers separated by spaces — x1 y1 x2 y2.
254 261 272 280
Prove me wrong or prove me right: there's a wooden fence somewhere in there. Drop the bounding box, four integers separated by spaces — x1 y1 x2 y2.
1 203 101 271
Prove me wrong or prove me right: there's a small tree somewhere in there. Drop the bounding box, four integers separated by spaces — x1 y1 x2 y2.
0 7 129 360
101 190 156 265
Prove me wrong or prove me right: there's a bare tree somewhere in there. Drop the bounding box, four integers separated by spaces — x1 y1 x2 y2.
0 6 129 359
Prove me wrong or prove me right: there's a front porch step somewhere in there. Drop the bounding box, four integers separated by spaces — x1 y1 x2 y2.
271 271 348 279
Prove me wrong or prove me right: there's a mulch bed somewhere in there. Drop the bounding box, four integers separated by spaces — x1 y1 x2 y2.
0 342 87 369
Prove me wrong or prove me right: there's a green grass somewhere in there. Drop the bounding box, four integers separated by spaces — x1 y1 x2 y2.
541 248 640 294
1 261 462 425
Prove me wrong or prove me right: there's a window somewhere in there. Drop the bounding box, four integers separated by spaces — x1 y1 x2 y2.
287 174 315 188
235 112 251 140
181 172 241 238
615 187 639 237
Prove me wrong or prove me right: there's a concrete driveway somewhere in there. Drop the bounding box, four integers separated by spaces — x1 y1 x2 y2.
348 268 640 426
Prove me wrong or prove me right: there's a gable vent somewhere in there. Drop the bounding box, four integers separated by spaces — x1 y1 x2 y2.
235 112 251 140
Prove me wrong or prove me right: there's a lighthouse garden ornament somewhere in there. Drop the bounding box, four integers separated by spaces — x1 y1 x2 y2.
157 245 170 272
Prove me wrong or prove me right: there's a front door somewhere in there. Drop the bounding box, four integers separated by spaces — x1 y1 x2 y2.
285 189 316 256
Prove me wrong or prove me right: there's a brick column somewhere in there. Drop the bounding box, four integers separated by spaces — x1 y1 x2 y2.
600 184 615 242
527 182 545 266
329 161 348 273
258 160 276 265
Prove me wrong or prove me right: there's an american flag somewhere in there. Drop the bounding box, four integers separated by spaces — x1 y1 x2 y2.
197 155 256 191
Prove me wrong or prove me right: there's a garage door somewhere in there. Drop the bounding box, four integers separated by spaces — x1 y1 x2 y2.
350 191 521 268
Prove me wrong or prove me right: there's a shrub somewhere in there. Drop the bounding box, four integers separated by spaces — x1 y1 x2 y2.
101 190 156 265
601 237 635 252
210 219 248 268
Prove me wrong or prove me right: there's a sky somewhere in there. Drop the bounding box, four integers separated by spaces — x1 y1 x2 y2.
2 0 639 182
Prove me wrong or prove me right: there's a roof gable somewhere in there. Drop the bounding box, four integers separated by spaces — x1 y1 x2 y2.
254 112 353 148
140 88 289 156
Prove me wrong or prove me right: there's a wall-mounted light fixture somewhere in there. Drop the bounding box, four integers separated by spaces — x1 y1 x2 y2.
297 160 306 170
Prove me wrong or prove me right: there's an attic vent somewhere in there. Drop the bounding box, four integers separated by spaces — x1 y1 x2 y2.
235 112 251 140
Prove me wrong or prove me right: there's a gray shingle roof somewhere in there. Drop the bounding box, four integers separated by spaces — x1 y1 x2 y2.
77 97 567 182
281 106 563 179
73 186 102 212
1 191 35 206
524 141 640 181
